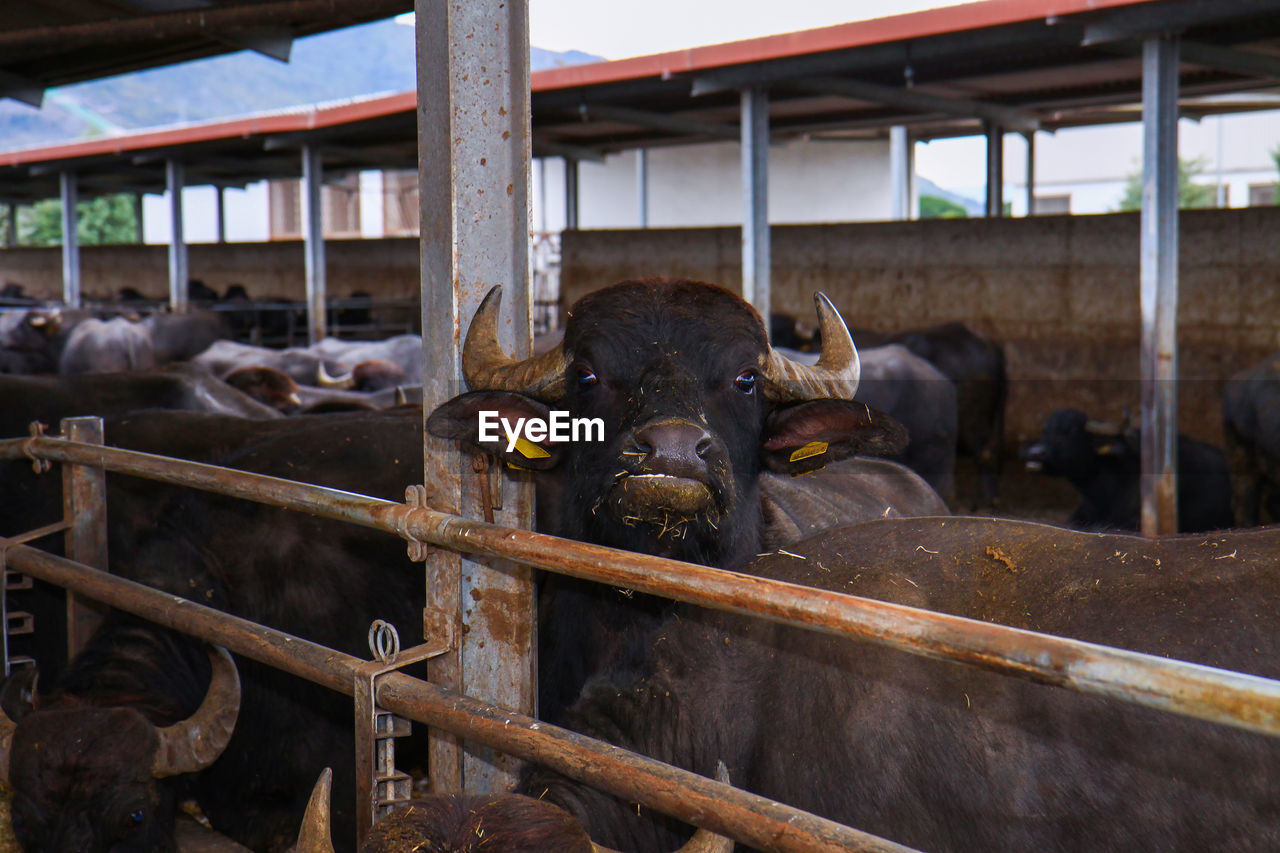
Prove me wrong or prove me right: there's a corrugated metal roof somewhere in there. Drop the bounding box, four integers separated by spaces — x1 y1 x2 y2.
1 0 1279 202
0 0 411 104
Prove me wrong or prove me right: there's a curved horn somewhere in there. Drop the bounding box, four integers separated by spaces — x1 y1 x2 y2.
592 762 735 853
152 646 240 778
763 292 860 402
462 286 569 402
294 767 336 853
317 362 357 390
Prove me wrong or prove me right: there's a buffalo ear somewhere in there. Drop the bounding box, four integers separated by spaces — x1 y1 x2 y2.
426 391 563 471
0 665 38 722
762 399 908 474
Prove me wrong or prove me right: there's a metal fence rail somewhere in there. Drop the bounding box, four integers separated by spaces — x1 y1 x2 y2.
3 432 1280 738
0 538 913 853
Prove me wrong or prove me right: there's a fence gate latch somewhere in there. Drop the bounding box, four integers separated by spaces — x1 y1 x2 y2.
353 619 448 844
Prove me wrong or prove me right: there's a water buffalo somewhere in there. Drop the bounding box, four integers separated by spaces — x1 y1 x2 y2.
0 408 428 852
1020 407 1233 533
444 517 1280 852
428 277 946 722
1223 352 1280 526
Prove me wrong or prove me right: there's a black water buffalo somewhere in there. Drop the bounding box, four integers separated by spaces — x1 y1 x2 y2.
434 517 1279 852
428 277 946 722
775 342 958 503
192 336 420 390
1223 352 1280 526
58 316 157 374
1020 408 1233 533
1 408 428 852
0 307 89 374
851 322 1007 508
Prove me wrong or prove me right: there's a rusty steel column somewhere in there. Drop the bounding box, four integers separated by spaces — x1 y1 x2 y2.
166 160 188 313
60 171 80 307
416 0 536 795
61 417 108 658
1140 35 1180 536
985 121 1004 218
302 145 327 344
740 86 769 318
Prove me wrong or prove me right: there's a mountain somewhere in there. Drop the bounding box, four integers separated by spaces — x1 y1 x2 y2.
0 18 601 152
917 177 984 216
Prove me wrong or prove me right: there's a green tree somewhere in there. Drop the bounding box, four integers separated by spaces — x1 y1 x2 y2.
17 194 138 247
1114 156 1217 211
1271 144 1280 204
919 194 968 219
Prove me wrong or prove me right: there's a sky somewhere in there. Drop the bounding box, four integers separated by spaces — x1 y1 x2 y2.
526 0 974 60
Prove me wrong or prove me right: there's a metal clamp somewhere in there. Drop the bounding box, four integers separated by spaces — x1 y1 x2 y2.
353 618 450 841
23 422 49 474
403 484 436 562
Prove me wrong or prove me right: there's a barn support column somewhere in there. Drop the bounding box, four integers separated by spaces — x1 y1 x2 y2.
166 160 188 313
741 86 770 320
1024 131 1036 216
985 121 1004 217
890 125 911 220
1139 34 1181 536
60 172 80 307
302 145 327 344
564 156 579 229
62 416 108 660
132 193 144 244
215 185 227 244
6 202 16 247
416 0 535 803
637 148 649 227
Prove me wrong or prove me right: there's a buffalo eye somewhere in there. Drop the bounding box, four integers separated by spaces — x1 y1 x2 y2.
734 369 758 394
576 367 598 388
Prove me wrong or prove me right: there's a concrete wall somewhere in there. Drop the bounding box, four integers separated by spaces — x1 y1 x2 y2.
0 237 420 302
559 208 1280 449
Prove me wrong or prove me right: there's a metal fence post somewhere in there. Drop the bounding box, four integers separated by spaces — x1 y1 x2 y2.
416 0 536 794
61 416 108 658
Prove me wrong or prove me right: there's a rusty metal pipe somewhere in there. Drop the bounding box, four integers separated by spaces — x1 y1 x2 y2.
8 436 1280 737
0 539 914 853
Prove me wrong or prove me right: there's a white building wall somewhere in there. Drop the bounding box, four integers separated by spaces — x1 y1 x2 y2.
533 138 893 232
143 181 269 244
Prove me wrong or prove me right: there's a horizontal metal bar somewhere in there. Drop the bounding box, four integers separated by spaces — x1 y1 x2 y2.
0 539 910 853
6 519 72 546
6 435 1280 738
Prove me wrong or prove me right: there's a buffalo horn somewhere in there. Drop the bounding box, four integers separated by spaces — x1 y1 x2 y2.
592 762 735 853
317 362 357 390
151 646 241 778
294 767 336 853
762 292 860 401
462 285 569 401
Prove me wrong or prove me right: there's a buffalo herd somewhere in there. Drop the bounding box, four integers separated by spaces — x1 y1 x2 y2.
0 278 1278 851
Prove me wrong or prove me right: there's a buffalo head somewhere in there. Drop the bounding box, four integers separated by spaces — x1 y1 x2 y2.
428 278 904 568
1 646 240 853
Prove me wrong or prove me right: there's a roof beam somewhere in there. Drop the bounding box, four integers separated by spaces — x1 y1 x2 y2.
531 139 606 163
113 0 295 61
0 0 409 51
1172 41 1280 80
581 103 739 140
1080 0 1280 45
0 69 45 108
787 76 1039 132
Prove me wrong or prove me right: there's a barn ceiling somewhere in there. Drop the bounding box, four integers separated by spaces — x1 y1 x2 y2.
2 0 1280 203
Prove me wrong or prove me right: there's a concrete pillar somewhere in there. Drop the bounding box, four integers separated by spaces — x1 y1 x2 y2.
741 86 770 320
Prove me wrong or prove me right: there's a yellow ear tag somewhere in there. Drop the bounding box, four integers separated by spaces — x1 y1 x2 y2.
789 441 828 463
513 436 551 459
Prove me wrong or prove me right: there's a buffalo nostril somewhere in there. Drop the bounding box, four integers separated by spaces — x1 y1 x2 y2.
695 435 712 457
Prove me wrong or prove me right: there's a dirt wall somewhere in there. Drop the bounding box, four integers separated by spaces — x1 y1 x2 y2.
559 209 1280 449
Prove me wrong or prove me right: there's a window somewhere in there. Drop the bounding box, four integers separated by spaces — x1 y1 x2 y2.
382 170 420 236
1248 183 1277 207
267 175 362 239
1031 194 1071 215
